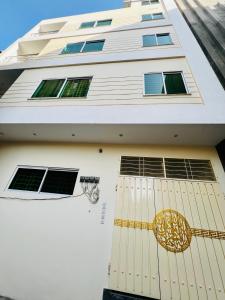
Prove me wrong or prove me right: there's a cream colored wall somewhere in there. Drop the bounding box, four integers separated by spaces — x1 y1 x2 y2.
38 25 179 57
0 58 201 107
0 142 224 300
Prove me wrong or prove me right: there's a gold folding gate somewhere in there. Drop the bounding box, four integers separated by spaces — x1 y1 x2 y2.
109 176 225 300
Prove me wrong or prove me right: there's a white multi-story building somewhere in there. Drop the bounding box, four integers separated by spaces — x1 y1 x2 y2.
0 0 224 299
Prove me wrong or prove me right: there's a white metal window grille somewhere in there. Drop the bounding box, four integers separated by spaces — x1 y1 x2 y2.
8 166 78 195
120 156 216 181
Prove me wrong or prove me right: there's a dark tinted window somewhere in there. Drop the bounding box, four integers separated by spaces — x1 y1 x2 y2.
41 170 78 195
9 168 45 191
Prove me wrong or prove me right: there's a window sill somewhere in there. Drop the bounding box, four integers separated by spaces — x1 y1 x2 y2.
143 93 191 97
28 97 87 101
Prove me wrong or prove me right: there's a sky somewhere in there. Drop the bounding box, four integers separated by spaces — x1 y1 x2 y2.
0 0 123 50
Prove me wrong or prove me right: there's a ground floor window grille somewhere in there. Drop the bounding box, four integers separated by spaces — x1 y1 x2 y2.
120 156 216 181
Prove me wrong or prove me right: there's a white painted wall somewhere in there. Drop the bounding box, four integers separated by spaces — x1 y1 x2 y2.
0 142 224 300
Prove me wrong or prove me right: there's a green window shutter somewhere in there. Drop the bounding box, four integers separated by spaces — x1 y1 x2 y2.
60 78 91 98
144 73 165 94
61 42 84 54
80 21 95 29
151 0 159 3
32 79 64 98
96 19 112 26
152 13 164 19
157 33 172 45
143 35 157 47
164 73 187 94
142 14 152 21
82 40 105 52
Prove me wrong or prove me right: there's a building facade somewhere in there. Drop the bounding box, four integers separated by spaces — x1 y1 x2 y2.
0 0 225 299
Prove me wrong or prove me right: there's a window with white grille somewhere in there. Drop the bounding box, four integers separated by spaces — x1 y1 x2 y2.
120 156 216 181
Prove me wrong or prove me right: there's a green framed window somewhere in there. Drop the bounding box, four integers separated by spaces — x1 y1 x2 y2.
157 33 172 45
80 21 95 29
61 42 84 54
142 13 164 21
96 19 112 26
60 78 91 98
144 72 187 95
61 40 105 54
145 73 165 95
142 0 159 5
142 14 153 21
143 35 157 47
80 19 112 29
143 33 172 47
152 12 164 19
82 40 105 52
8 167 78 195
31 77 92 99
31 79 64 98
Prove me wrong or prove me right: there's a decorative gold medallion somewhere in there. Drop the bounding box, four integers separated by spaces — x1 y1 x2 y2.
152 209 192 253
114 209 225 253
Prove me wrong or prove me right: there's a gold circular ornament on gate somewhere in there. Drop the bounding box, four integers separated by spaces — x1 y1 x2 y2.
152 209 192 253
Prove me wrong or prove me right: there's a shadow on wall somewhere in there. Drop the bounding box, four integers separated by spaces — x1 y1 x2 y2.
174 0 225 89
0 296 15 300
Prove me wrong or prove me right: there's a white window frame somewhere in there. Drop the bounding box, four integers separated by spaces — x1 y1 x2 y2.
143 71 189 96
143 33 173 47
80 19 112 29
7 165 79 196
142 12 164 22
30 77 93 100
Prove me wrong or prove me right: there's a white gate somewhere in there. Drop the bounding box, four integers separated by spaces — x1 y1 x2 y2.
109 176 225 300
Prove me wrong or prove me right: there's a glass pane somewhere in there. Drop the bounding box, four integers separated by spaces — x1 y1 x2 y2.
142 1 150 5
164 73 187 94
142 14 152 21
82 40 104 52
143 35 157 47
61 42 84 54
144 73 165 94
157 33 172 45
151 0 159 3
80 21 95 29
32 79 64 98
96 19 112 26
60 78 91 97
9 168 45 192
152 13 164 19
41 170 78 195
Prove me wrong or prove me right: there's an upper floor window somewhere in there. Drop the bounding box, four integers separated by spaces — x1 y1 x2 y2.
80 19 112 29
144 72 187 95
8 166 78 195
143 33 172 47
61 40 105 54
142 0 159 5
31 78 92 99
142 13 164 21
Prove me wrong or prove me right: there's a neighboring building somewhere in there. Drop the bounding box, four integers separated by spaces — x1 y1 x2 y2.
174 0 225 89
0 0 225 300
